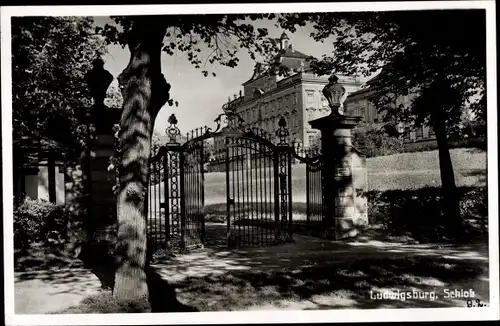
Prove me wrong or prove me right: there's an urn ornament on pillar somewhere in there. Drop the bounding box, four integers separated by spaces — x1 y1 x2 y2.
322 74 346 115
85 58 114 108
85 57 120 132
305 72 368 240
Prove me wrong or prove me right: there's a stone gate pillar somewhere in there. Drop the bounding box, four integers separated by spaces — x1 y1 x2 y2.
64 58 120 261
309 74 368 239
85 58 120 244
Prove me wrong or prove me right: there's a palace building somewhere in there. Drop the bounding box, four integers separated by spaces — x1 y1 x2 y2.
343 74 437 148
212 32 363 158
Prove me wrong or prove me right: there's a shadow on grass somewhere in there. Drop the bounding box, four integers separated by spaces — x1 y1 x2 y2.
16 241 198 313
15 241 117 293
164 237 489 310
146 266 199 312
459 169 487 186
43 265 198 313
14 243 84 273
73 242 199 312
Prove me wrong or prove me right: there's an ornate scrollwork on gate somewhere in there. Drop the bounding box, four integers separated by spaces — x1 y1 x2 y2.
246 127 273 142
212 110 245 133
291 141 322 165
168 149 181 239
276 116 290 145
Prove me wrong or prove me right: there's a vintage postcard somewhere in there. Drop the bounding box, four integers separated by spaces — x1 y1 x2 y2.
2 1 498 324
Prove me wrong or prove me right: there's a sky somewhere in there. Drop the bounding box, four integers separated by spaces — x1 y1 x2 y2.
95 16 358 136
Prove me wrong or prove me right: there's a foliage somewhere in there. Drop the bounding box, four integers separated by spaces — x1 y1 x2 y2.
278 10 486 229
99 14 283 82
352 123 405 157
402 137 486 154
104 84 124 109
11 16 107 151
460 118 487 139
14 198 67 250
367 186 488 242
278 10 486 128
460 187 488 224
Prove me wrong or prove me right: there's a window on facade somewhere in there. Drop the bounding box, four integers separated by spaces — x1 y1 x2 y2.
416 126 423 139
307 91 314 103
306 110 311 121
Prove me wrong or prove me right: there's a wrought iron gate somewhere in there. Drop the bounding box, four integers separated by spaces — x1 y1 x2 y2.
292 148 324 235
224 131 292 247
181 136 205 248
148 112 293 251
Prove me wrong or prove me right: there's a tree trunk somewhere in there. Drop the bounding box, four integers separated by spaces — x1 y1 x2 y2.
113 20 169 301
433 111 463 236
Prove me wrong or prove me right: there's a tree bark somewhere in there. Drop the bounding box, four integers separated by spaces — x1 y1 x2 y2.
113 20 169 301
433 110 463 235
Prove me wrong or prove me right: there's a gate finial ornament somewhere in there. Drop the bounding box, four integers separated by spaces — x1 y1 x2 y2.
166 114 181 144
85 57 113 108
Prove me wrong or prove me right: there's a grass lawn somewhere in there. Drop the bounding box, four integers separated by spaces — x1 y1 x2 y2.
149 147 486 205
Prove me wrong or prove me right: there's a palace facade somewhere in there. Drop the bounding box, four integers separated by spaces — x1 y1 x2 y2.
343 75 437 148
212 32 363 159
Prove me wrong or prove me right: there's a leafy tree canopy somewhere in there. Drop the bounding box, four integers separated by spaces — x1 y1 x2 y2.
99 14 283 80
277 10 486 130
12 16 107 151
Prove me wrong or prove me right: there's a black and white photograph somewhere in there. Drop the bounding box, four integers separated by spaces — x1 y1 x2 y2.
2 2 498 324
